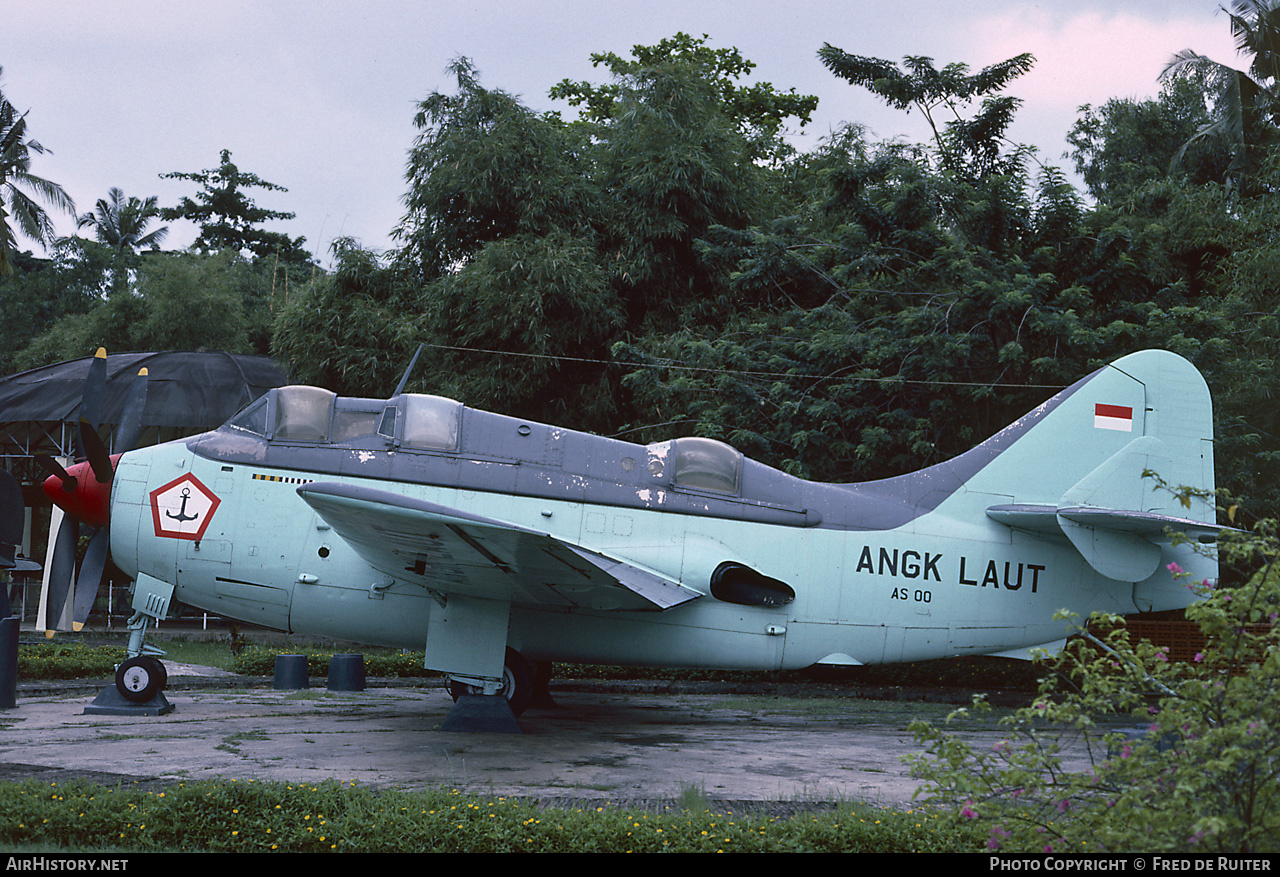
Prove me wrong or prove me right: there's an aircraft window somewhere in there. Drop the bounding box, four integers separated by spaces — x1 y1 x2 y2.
331 410 379 443
228 396 268 436
669 437 741 495
377 405 397 439
273 386 336 442
401 394 463 451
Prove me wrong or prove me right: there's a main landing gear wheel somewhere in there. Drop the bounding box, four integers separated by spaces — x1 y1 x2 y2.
115 655 167 704
447 647 533 716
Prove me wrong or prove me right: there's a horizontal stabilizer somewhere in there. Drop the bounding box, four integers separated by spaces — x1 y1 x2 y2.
987 503 1225 582
986 504 1225 541
297 481 700 611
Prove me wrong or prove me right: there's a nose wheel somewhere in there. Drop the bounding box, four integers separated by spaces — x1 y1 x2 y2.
115 655 168 703
85 590 176 714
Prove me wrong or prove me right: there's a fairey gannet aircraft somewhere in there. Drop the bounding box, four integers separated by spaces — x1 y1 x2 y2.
36 348 1222 730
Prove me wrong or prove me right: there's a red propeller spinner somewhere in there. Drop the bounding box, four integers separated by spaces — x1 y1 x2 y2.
41 455 119 529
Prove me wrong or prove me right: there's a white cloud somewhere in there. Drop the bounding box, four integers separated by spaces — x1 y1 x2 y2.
970 8 1242 110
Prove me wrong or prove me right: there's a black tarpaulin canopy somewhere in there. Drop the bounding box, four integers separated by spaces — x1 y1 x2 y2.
0 350 291 460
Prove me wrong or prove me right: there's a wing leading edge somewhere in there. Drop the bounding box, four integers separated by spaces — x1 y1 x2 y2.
296 481 701 612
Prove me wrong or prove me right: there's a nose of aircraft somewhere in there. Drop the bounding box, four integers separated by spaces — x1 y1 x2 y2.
42 456 118 529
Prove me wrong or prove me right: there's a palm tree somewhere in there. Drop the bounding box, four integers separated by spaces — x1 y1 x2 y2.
1162 0 1280 186
0 67 75 274
77 187 169 255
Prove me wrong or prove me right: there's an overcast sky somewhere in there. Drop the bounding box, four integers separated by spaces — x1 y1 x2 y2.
1 1 1242 265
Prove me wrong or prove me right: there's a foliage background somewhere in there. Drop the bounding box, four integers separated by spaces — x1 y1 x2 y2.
2 26 1277 522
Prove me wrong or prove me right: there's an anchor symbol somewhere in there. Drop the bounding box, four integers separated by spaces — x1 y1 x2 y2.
166 487 199 523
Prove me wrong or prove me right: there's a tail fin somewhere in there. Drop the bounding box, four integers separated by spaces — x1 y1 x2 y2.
971 349 1218 582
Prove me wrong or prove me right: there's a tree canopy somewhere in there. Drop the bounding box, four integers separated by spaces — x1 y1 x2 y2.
160 149 311 264
1 25 1276 523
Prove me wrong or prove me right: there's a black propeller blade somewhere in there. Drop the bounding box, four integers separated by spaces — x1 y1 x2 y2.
34 455 76 492
71 528 110 631
113 368 149 458
0 470 21 620
0 470 24 571
42 348 150 634
78 348 113 484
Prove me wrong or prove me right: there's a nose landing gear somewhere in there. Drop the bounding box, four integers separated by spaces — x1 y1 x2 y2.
85 574 174 716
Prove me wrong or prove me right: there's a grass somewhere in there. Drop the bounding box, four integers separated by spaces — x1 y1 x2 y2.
0 777 986 853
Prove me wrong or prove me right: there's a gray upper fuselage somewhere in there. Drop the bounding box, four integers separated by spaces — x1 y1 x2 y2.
183 373 1088 534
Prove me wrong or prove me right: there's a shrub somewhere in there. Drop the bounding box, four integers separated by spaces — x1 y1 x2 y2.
905 520 1280 853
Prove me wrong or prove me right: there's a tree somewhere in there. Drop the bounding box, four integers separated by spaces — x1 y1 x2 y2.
1068 75 1230 204
1162 0 1280 188
817 46 1035 180
595 60 763 328
550 32 818 166
76 187 168 256
75 187 169 295
817 46 1039 257
272 238 420 395
160 149 311 263
417 229 622 426
0 67 75 274
15 250 255 369
394 58 595 280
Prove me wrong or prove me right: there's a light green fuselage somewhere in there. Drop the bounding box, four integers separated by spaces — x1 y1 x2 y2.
109 437 1208 672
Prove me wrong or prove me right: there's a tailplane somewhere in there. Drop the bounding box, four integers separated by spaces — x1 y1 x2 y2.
967 350 1219 583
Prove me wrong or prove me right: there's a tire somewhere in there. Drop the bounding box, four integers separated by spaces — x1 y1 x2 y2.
446 647 534 716
115 656 163 703
143 656 168 691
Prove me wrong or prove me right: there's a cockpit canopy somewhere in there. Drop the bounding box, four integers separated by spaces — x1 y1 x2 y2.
378 393 462 451
205 385 814 527
648 437 742 496
228 386 463 452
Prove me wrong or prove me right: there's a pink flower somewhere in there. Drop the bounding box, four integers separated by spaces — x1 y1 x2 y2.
1193 653 1204 663
962 801 978 819
1167 562 1184 575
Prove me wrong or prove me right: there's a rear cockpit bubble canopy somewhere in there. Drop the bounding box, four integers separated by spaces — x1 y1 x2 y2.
650 437 743 495
378 394 462 451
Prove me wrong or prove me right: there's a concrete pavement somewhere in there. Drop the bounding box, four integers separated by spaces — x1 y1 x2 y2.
0 670 1097 809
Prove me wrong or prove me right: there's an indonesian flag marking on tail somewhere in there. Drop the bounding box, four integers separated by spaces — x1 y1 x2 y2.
1094 403 1133 432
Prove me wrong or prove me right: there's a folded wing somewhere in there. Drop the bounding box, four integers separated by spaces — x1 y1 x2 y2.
296 481 700 611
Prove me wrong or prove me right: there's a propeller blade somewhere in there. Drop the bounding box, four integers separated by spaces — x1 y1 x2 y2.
34 455 76 492
44 512 78 636
76 348 112 482
71 527 109 631
0 470 23 570
78 420 114 484
112 367 149 454
79 347 108 431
